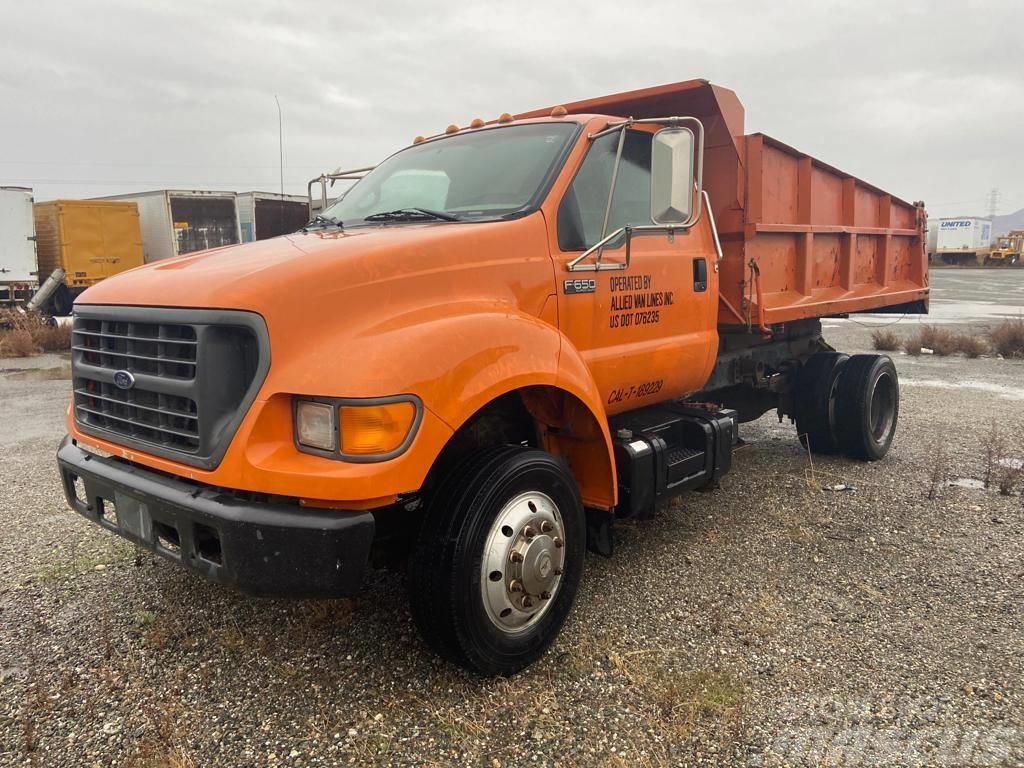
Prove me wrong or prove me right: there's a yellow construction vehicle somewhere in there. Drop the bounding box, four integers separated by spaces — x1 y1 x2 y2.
986 230 1023 266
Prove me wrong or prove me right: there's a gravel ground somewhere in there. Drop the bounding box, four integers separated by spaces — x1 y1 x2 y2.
2 271 1023 767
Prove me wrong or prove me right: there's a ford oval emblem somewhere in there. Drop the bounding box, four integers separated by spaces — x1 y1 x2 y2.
113 370 135 390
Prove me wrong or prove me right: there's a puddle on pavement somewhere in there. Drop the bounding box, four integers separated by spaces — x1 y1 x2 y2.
901 378 1024 401
2 365 71 381
948 478 986 491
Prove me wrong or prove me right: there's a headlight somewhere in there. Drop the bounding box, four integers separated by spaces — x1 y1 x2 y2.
293 396 421 461
295 400 337 451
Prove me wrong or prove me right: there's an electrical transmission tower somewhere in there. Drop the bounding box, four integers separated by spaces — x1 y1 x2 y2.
986 188 1000 219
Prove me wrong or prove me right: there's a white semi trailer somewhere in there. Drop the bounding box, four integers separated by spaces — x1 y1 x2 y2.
935 216 992 265
95 189 241 263
0 187 39 304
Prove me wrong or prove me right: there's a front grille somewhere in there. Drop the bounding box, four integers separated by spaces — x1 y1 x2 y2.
73 318 201 451
71 306 269 469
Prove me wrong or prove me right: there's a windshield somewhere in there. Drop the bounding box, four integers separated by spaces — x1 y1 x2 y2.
998 238 1010 248
323 123 578 225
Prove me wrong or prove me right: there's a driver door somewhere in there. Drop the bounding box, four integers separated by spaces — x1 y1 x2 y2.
550 128 717 413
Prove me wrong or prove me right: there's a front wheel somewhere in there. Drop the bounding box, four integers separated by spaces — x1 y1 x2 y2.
408 446 585 675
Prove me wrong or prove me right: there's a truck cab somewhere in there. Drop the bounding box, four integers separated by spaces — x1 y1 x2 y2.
57 80 927 675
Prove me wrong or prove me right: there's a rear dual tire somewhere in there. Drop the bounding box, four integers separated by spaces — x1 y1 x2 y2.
796 352 899 461
833 354 899 461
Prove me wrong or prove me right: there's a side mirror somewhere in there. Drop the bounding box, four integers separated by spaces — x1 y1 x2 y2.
650 127 696 225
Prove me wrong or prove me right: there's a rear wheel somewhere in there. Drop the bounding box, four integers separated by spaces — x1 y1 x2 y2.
795 352 849 453
408 446 585 675
834 354 899 461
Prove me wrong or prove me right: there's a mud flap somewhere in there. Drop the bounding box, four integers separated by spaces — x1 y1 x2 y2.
585 508 614 557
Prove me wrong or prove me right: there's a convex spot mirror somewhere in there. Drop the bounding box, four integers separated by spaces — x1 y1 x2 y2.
650 126 696 225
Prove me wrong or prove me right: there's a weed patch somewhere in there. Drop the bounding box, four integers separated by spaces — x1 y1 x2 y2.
870 329 900 352
989 318 1024 358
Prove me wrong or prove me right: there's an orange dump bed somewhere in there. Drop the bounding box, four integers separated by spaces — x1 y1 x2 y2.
520 80 929 327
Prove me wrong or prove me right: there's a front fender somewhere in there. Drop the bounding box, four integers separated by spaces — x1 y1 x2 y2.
272 303 617 507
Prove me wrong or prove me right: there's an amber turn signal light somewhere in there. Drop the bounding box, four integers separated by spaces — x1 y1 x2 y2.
339 401 417 456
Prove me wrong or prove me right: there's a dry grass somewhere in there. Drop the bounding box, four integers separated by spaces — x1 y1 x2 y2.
870 328 900 351
927 441 950 500
648 669 744 740
955 334 988 358
919 325 959 356
902 325 989 358
0 311 72 357
0 329 40 357
989 318 1024 359
124 701 196 768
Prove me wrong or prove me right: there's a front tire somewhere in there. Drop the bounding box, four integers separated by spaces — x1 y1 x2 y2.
834 354 899 461
408 446 585 675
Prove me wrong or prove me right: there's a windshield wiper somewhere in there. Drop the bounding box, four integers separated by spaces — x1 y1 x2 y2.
303 213 342 230
364 207 459 222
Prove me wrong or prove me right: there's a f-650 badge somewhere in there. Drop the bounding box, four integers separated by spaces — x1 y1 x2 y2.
563 278 596 295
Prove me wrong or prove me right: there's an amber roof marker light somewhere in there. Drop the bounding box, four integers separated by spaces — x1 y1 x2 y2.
550 106 568 117
497 113 514 124
445 124 459 135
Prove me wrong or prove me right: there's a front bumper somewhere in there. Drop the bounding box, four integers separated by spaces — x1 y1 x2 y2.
56 437 375 597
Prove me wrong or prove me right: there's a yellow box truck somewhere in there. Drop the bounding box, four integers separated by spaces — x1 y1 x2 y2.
33 200 145 315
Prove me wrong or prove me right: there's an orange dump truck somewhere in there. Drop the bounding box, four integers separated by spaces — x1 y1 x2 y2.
57 80 928 674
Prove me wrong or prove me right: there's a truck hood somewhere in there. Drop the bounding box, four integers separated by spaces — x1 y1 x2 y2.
74 215 556 350
77 221 520 310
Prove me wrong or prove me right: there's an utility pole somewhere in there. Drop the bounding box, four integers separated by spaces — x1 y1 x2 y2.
275 95 284 198
986 188 1000 219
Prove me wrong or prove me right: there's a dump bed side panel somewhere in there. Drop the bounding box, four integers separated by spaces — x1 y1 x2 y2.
721 134 928 327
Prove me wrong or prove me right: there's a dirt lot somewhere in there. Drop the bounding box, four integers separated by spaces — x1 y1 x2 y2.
1 270 1023 767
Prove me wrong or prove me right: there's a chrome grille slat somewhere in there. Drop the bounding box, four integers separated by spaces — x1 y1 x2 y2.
72 328 198 347
74 404 200 441
72 388 198 421
71 345 198 367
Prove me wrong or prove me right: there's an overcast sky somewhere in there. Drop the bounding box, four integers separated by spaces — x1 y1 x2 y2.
2 0 1022 219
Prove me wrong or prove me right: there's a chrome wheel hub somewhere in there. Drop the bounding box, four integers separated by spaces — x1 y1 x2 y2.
481 491 565 633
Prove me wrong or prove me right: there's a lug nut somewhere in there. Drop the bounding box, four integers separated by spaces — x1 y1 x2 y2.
553 537 563 549
540 591 552 600
540 520 553 534
522 596 534 608
524 526 536 540
509 579 523 593
510 551 524 563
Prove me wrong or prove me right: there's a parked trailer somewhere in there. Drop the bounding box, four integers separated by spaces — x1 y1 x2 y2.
33 200 145 315
236 192 310 242
59 80 927 675
0 187 38 304
95 190 241 263
935 216 991 265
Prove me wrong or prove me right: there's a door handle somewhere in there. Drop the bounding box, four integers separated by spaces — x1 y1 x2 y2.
693 258 708 292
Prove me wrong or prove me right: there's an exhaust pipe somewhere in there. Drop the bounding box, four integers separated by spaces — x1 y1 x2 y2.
26 268 66 313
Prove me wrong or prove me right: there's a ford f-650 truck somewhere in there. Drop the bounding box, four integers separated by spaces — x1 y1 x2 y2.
57 80 928 675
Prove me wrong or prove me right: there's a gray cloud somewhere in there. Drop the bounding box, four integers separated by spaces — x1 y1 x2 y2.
2 0 1021 218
